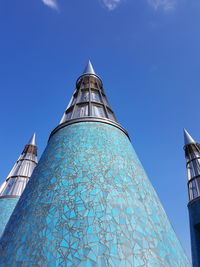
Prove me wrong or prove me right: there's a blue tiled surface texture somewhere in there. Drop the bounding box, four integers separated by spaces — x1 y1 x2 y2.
0 122 190 266
189 200 200 267
0 197 19 237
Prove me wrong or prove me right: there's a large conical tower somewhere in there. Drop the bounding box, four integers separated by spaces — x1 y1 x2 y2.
0 62 190 266
0 134 38 236
183 129 200 266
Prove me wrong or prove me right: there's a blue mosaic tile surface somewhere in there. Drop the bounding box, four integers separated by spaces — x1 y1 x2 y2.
188 200 200 266
0 122 190 266
0 198 19 237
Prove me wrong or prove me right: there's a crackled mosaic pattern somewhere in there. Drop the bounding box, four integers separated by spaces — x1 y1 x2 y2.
0 198 19 237
188 201 200 266
0 122 190 266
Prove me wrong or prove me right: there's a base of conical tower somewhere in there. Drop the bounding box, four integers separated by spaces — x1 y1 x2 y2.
0 122 190 266
0 197 19 237
188 200 200 267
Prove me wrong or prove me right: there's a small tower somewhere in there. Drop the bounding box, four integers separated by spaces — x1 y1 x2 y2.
0 62 190 266
183 129 200 266
0 134 38 236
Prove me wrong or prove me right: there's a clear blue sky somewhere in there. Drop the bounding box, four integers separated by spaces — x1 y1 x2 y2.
1 0 200 259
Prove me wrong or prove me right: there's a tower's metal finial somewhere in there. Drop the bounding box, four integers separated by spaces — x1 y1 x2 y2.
183 129 196 145
28 133 36 146
83 60 96 75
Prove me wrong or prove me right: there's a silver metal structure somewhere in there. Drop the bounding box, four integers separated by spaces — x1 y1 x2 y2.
184 128 196 146
183 129 200 202
59 60 117 125
0 134 38 198
83 60 96 75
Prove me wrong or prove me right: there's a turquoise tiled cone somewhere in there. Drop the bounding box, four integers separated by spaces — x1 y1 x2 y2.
0 122 190 266
0 198 19 237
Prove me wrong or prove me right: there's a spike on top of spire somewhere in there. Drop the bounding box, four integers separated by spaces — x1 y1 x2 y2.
183 129 196 145
83 60 96 75
28 133 36 146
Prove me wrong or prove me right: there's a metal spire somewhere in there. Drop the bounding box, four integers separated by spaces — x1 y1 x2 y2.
0 134 38 198
83 60 96 75
183 129 200 202
28 133 36 146
58 61 118 126
183 129 196 145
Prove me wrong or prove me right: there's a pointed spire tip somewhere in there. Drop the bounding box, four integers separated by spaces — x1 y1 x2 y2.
28 133 36 146
183 128 196 145
83 60 96 75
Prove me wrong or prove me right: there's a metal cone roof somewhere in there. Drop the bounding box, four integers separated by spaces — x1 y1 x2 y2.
183 129 196 145
28 133 36 146
83 60 96 75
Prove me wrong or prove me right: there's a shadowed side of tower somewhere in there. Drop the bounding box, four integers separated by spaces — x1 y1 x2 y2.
0 62 190 266
183 129 200 267
0 134 38 236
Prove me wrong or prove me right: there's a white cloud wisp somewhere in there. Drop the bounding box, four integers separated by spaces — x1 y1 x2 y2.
41 0 58 10
147 0 176 11
101 0 176 11
101 0 123 10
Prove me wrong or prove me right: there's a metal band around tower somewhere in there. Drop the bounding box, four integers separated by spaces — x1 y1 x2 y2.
49 117 130 141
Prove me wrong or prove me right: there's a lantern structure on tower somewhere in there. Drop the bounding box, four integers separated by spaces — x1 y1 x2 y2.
183 129 200 267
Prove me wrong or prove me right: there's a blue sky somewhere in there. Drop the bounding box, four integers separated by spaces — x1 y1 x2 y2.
1 0 200 259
